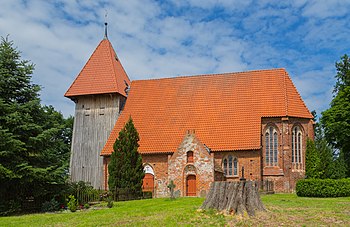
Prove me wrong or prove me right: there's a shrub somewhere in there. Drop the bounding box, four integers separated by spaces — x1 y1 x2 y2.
107 197 114 208
84 203 90 209
41 198 60 212
143 191 153 199
0 200 21 216
67 195 78 212
296 178 350 197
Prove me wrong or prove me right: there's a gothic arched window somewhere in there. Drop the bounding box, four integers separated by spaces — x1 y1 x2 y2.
223 155 238 176
292 126 303 164
265 126 278 166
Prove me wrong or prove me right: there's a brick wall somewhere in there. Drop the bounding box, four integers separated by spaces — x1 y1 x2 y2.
142 154 169 197
261 117 314 192
214 150 261 182
102 117 314 195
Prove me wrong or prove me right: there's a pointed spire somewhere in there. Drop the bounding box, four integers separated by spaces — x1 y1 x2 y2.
104 10 108 40
104 22 108 39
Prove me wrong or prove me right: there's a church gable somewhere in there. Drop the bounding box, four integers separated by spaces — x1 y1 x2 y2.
168 132 214 197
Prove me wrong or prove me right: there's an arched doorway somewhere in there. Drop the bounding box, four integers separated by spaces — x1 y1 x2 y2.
143 173 154 192
142 165 154 192
186 175 196 196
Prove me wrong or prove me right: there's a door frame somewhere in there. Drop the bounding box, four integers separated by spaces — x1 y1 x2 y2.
186 174 197 196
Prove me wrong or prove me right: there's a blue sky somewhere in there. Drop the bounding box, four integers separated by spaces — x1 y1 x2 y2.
1 0 350 117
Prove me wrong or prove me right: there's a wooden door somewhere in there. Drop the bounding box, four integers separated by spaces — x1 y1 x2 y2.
142 173 154 192
186 175 196 196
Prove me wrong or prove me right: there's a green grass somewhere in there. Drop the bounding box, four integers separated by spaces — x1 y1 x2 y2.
1 194 349 226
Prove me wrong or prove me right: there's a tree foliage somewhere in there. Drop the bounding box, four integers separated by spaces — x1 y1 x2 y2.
305 139 321 179
0 36 72 214
321 54 350 176
305 111 347 179
108 117 144 198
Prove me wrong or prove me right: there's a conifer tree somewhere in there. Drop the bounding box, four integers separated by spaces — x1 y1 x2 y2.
0 36 72 214
305 139 321 178
108 117 144 198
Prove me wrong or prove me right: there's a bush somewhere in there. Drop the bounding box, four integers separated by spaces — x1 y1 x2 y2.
84 203 90 209
107 197 114 208
0 200 21 216
67 195 78 212
296 178 350 197
41 198 60 212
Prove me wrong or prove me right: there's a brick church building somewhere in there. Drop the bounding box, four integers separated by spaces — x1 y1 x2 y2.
65 27 314 197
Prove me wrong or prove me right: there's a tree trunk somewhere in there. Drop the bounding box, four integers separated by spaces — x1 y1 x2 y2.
200 181 265 216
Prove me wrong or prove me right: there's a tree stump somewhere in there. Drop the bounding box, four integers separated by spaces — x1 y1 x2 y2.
200 181 265 216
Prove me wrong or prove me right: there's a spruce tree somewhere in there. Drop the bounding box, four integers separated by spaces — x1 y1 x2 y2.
0 37 72 214
108 117 144 198
305 139 321 178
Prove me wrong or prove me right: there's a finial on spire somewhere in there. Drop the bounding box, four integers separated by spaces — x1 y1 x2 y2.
104 10 108 39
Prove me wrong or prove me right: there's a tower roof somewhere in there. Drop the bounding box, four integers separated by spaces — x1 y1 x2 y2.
65 39 130 98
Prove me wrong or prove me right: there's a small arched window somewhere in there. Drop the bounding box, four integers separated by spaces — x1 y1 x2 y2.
187 151 194 163
265 126 278 166
292 126 302 164
223 155 238 176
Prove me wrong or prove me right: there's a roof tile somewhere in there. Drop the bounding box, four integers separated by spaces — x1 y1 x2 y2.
101 68 313 155
65 39 130 97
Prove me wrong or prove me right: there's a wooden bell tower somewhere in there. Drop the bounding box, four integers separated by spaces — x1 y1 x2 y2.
65 23 130 189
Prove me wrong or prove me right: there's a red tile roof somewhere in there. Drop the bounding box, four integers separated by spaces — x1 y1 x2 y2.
101 68 313 155
65 39 130 98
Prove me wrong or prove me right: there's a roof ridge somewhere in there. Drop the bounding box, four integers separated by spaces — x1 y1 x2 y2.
110 42 131 84
132 68 286 83
284 72 313 118
108 41 120 93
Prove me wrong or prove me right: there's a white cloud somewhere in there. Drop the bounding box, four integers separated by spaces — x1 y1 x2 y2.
0 0 349 118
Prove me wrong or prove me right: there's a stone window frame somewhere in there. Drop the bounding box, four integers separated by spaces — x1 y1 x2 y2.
222 155 238 177
187 151 194 163
265 125 279 167
291 124 304 169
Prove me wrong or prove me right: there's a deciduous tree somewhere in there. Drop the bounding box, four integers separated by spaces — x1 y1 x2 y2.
321 54 350 176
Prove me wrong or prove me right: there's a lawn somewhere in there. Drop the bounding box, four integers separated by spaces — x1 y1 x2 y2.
1 194 349 226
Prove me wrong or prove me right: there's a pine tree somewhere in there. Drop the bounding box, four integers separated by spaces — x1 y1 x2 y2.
108 117 144 198
0 37 72 214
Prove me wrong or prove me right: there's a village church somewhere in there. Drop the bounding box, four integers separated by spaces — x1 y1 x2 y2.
65 25 314 197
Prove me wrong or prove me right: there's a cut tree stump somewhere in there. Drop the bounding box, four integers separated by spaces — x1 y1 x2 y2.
200 181 266 216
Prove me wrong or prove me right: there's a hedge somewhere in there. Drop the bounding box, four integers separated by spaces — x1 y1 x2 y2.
296 178 350 197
